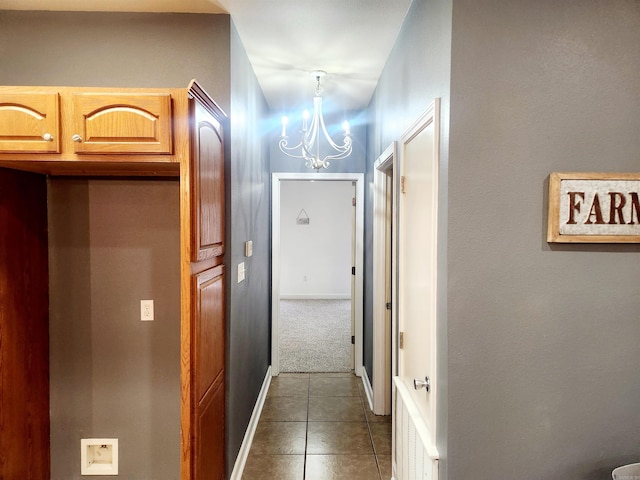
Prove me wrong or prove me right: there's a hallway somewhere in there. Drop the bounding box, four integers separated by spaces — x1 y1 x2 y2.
242 373 392 480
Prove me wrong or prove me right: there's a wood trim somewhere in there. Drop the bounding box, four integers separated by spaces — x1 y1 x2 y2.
0 159 179 176
187 80 227 120
173 89 194 480
0 168 50 479
547 171 640 243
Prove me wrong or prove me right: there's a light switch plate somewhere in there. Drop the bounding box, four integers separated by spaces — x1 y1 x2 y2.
237 262 245 283
245 240 253 257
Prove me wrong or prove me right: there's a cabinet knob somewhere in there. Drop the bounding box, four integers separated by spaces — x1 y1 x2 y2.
72 134 83 143
42 133 54 142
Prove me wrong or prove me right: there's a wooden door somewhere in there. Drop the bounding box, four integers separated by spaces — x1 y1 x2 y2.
192 265 225 480
190 99 225 261
71 93 172 154
187 82 227 480
397 100 440 440
0 93 60 153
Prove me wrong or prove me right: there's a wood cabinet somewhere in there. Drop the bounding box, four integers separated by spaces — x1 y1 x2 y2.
0 91 172 156
0 81 226 480
71 93 173 154
0 87 179 176
0 93 60 153
193 265 225 480
191 95 225 261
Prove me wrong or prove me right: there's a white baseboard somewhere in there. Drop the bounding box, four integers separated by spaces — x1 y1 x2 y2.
229 366 272 480
361 366 374 412
279 294 351 300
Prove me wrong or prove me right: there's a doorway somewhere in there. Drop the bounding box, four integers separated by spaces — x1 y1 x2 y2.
393 99 441 480
372 143 396 415
271 173 364 377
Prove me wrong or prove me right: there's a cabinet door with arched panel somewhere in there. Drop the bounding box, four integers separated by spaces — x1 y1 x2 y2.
71 93 173 154
190 89 225 261
0 93 60 153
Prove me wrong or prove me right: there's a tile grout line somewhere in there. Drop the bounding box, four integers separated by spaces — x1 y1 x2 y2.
303 373 310 480
359 377 384 480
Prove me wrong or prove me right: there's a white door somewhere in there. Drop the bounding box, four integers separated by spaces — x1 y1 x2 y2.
397 100 440 443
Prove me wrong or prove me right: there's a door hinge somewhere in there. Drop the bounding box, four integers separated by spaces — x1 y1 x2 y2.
352 197 356 207
385 302 392 310
351 335 355 345
399 331 405 349
351 266 356 275
401 175 406 194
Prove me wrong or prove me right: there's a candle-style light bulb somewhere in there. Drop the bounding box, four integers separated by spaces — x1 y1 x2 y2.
281 116 288 137
342 120 350 135
302 110 310 131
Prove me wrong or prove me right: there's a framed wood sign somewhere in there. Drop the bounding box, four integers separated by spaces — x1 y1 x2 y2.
548 172 640 243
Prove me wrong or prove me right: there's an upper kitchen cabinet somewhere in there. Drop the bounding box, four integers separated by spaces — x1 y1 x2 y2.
0 87 179 175
190 85 225 261
0 93 60 153
71 93 172 154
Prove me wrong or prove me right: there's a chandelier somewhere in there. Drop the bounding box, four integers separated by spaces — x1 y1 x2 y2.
278 71 352 170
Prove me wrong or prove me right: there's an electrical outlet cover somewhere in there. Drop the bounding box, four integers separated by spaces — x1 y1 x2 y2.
140 299 154 321
81 438 118 475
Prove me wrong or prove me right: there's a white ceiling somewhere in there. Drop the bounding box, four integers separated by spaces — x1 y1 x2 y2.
0 0 412 113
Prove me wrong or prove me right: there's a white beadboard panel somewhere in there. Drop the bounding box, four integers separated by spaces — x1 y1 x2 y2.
393 377 438 480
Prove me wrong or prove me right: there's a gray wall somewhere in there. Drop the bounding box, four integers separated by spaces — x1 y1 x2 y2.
48 179 180 479
226 20 271 476
365 1 452 474
370 0 640 478
447 1 640 478
0 11 231 112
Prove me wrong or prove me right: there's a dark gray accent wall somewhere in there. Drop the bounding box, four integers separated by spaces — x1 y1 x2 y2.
365 2 452 475
447 1 640 478
48 178 181 479
227 21 271 475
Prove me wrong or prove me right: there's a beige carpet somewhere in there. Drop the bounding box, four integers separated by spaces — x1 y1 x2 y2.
279 299 352 372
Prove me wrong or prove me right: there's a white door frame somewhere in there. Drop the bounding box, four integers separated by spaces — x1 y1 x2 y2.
271 172 365 377
393 99 441 479
372 143 396 415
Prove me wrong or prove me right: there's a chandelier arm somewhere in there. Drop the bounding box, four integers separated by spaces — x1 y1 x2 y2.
316 105 349 152
279 138 310 160
277 71 353 170
323 147 353 162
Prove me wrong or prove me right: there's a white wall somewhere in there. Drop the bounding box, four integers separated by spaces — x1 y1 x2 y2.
280 180 354 298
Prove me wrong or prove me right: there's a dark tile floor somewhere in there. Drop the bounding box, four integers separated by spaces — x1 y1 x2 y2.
242 373 392 480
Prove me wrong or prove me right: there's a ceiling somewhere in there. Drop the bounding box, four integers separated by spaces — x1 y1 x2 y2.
0 0 413 114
